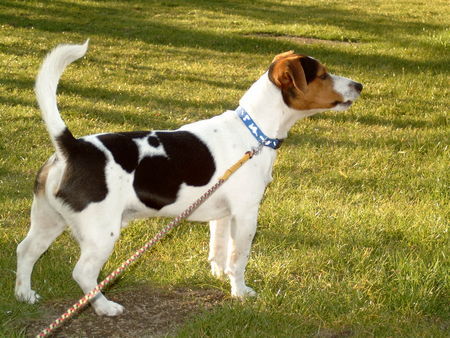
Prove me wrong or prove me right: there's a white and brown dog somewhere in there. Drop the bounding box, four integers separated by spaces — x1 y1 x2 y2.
15 42 362 316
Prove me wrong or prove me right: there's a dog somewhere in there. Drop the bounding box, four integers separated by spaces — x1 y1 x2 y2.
15 42 362 316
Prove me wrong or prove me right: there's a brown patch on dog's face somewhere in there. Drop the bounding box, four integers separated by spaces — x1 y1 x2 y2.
269 52 308 94
268 52 344 111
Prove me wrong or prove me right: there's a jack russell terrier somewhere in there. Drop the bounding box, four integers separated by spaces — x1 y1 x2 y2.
15 41 362 316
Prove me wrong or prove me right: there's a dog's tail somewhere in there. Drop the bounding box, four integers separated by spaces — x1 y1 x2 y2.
35 40 89 159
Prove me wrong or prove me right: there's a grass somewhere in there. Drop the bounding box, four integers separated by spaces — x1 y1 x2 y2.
0 0 448 336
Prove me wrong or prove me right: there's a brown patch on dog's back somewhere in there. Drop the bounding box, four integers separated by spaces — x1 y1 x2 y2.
34 155 57 195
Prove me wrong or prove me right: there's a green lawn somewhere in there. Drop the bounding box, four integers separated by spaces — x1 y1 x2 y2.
0 0 448 336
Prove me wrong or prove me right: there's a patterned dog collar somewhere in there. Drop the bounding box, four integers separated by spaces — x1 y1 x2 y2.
236 106 283 150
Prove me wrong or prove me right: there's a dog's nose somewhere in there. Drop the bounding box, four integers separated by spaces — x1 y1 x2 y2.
352 82 363 93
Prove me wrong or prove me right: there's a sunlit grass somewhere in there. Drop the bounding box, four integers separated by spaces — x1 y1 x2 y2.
0 0 448 336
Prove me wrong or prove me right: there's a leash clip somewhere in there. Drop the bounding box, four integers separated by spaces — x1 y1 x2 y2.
249 143 264 158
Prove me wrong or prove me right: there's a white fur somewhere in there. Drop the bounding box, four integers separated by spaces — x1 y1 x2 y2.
15 43 361 316
35 40 89 158
331 74 361 111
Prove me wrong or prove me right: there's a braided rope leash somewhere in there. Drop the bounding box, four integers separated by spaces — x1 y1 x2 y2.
36 145 263 338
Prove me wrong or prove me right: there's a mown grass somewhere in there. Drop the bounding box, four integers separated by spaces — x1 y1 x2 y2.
0 0 448 336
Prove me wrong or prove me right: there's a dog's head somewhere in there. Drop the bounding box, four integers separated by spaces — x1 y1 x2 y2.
268 51 362 112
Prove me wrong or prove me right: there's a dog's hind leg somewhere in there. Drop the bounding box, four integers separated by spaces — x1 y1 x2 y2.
15 196 66 303
208 216 231 279
71 216 123 316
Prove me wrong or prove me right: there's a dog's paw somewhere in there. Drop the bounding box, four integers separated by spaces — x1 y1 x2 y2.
94 300 124 316
231 285 257 298
15 288 41 304
210 261 226 280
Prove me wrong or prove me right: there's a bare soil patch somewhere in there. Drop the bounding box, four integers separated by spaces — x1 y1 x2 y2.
247 33 357 45
25 286 225 337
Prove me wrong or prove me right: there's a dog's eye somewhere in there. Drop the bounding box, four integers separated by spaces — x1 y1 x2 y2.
319 73 329 80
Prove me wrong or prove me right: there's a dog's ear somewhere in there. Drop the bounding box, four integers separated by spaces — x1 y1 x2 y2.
272 50 295 63
269 54 308 94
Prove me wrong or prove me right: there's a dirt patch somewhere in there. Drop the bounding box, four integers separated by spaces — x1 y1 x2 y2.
247 33 357 45
316 328 353 338
25 286 225 337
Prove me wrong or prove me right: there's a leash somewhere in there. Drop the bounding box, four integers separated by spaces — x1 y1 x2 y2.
36 144 263 338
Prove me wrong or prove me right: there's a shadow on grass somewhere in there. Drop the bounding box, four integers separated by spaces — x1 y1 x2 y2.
315 111 446 130
1 0 448 131
0 0 448 74
0 75 228 132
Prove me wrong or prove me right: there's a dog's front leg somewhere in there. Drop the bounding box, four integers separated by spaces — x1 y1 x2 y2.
225 212 258 298
208 216 231 279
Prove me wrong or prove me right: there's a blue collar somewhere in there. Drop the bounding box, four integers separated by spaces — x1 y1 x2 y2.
236 106 284 150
